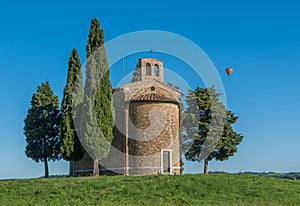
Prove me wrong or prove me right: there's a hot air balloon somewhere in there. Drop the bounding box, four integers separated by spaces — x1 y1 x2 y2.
226 67 233 76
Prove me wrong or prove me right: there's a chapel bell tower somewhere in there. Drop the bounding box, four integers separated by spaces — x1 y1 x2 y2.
139 58 164 82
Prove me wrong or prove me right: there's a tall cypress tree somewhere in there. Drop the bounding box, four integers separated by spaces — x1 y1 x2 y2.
81 18 114 176
60 48 85 176
24 81 61 178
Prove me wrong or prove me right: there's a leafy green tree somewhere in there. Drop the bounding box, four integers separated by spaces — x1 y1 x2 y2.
24 81 61 178
81 18 114 176
60 48 85 176
182 87 243 174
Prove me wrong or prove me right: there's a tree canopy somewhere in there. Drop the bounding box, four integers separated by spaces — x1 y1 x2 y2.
80 18 114 176
60 48 85 176
24 81 61 178
131 62 141 82
182 87 243 174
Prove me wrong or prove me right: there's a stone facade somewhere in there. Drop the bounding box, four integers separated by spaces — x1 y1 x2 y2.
74 58 183 176
128 102 181 175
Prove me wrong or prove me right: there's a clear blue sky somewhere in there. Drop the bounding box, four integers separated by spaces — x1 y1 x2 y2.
0 0 300 179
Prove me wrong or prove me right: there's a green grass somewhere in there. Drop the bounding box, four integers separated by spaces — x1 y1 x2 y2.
0 174 300 205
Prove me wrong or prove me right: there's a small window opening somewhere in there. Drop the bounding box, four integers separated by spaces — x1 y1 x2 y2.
146 63 151 76
154 64 159 76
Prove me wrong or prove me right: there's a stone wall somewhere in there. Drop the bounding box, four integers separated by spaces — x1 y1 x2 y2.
128 102 181 175
73 153 93 176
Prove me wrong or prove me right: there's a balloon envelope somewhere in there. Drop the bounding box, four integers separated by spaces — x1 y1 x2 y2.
226 67 233 76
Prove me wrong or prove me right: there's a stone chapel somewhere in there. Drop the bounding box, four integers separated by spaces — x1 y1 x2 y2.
74 58 183 176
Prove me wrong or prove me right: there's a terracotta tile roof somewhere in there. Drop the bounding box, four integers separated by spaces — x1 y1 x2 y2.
130 92 176 102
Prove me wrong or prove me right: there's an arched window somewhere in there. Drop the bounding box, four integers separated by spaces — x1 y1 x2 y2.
146 63 151 76
154 64 159 76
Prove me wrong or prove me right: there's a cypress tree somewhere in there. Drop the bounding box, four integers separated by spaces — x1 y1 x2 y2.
81 18 114 176
131 62 141 82
24 81 61 178
60 48 85 176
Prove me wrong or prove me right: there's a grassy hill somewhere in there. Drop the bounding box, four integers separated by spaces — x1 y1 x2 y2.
1 174 300 205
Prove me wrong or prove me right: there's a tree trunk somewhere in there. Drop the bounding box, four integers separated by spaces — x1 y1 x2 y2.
93 159 99 176
69 160 74 177
203 159 209 174
44 158 49 178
